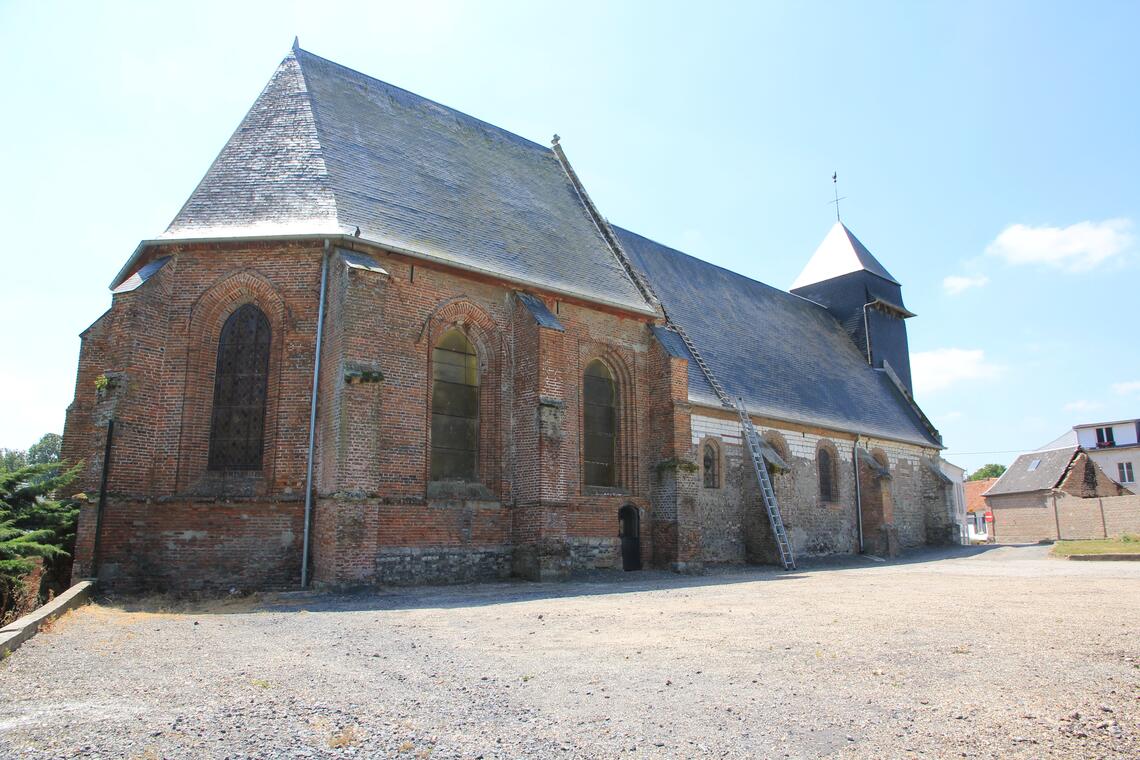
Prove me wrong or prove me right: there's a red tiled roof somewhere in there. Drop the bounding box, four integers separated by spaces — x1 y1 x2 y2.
964 478 998 512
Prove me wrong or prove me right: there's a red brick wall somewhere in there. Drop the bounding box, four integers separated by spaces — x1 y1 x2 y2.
66 238 680 590
72 499 304 591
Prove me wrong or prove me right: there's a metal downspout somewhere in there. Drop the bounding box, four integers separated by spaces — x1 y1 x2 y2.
91 418 116 578
862 302 874 365
301 241 330 588
853 436 865 553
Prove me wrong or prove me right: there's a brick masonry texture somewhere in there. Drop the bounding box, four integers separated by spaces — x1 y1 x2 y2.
985 452 1135 543
64 241 952 592
690 413 948 559
988 493 1140 544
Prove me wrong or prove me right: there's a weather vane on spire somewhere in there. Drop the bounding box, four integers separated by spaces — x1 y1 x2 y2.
830 171 846 222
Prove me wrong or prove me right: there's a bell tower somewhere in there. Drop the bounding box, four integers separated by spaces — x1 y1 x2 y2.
790 222 916 394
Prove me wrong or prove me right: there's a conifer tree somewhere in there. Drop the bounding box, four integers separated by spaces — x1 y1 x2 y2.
0 462 81 618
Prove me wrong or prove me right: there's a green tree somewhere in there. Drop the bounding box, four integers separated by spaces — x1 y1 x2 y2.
27 433 62 465
968 463 1007 481
0 462 80 620
0 449 27 472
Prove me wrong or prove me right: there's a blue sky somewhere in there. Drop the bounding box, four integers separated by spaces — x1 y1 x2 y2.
2 1 1138 474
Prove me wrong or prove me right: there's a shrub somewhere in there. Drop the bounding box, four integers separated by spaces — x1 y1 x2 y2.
0 462 81 623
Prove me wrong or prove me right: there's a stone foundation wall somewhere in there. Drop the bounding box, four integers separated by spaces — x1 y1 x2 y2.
369 547 512 586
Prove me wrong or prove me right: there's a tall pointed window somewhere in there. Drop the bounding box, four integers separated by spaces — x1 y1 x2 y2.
208 304 271 470
703 441 720 489
583 359 617 487
818 446 838 502
431 329 479 481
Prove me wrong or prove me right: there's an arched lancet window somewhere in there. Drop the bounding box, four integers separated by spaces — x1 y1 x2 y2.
583 359 617 487
431 329 479 481
208 303 271 471
703 441 720 489
818 446 838 502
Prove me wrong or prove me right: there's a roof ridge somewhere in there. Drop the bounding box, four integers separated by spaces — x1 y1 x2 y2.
291 49 347 235
162 50 340 239
293 46 551 154
611 224 835 312
550 147 659 314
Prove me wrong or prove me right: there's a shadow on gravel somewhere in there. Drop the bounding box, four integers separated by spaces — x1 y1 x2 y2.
97 545 1004 617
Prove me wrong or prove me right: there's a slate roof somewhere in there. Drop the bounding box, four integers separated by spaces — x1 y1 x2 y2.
516 292 565 332
984 447 1076 497
619 227 940 448
791 222 900 289
111 256 171 294
163 47 653 315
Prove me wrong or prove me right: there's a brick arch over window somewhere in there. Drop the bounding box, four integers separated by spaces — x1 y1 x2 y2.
424 300 503 495
178 271 288 493
816 439 840 503
578 344 637 492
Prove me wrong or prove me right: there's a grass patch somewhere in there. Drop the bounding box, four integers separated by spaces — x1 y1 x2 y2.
1051 534 1140 557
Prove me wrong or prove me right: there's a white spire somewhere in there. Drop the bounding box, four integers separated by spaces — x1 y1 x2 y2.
791 222 899 290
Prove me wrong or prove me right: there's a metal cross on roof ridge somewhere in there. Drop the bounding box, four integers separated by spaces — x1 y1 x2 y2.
830 171 846 222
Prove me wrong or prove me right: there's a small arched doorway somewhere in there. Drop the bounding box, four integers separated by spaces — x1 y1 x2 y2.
618 505 641 571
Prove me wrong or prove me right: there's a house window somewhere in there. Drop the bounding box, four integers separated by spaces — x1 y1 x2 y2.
818 447 838 502
583 359 617 487
1119 462 1135 484
208 304 271 471
703 441 720 489
1096 427 1116 447
431 329 479 481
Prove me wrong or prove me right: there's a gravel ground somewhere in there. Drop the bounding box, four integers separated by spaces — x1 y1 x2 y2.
1 545 1137 759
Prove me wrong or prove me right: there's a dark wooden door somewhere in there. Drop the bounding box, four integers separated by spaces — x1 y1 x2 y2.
619 505 641 571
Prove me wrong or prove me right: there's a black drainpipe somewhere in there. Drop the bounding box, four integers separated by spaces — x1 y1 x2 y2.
91 417 115 578
853 435 864 553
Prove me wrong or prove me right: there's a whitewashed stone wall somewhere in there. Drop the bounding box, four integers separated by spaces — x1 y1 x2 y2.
690 412 945 561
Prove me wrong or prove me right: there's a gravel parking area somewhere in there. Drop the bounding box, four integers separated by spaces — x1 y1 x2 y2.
1 545 1137 758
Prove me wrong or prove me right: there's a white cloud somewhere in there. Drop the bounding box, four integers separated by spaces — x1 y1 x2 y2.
911 348 1002 395
985 218 1133 272
1063 399 1103 413
942 274 989 295
1112 380 1140 396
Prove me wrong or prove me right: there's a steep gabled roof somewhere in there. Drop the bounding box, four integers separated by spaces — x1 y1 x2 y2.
791 222 899 289
162 47 653 315
617 227 941 448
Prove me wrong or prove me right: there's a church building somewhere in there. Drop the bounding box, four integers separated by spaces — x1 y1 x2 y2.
62 44 953 591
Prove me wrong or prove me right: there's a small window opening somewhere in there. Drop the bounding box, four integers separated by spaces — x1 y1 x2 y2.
1119 462 1135 484
818 447 837 502
703 441 719 489
1027 459 1041 472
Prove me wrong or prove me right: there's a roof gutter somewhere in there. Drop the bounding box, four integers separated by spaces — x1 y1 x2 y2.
685 397 944 451
111 232 659 318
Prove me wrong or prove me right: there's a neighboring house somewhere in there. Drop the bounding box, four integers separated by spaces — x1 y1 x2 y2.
61 44 954 592
1074 419 1139 490
982 446 1129 543
963 477 997 542
939 460 968 544
1037 420 1139 491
